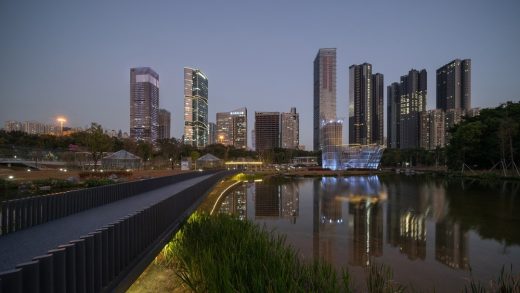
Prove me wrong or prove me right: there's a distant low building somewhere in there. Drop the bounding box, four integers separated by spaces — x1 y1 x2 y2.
101 150 142 170
196 153 223 170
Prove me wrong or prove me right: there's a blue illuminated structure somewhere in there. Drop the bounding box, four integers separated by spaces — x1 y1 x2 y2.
322 144 385 170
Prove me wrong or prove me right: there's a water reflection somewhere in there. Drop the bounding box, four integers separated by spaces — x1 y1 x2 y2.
213 175 520 291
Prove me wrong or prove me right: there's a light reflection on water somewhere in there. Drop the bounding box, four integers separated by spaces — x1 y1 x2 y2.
213 176 520 292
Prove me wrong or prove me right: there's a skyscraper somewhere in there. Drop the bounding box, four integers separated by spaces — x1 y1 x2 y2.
399 69 427 149
349 63 384 145
313 48 336 151
158 108 171 140
231 108 248 149
183 67 208 148
387 82 401 149
372 73 384 145
436 59 471 112
130 67 159 143
216 112 232 145
255 112 280 152
208 122 216 145
281 107 299 149
216 107 248 149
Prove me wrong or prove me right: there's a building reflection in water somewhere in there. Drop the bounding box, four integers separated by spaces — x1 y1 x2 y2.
313 176 386 267
218 183 247 220
386 179 427 260
348 198 383 266
216 176 476 273
254 182 299 222
435 220 469 270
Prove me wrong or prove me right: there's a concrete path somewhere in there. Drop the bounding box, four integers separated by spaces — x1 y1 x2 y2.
0 174 212 272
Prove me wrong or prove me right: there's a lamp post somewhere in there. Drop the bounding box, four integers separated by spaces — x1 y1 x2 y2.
57 117 67 136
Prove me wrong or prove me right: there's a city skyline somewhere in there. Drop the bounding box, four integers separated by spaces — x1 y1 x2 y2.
1 1 519 149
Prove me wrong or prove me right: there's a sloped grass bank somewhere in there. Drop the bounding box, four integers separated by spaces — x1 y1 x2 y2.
160 213 352 292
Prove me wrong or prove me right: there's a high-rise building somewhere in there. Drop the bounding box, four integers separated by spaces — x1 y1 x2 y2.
419 109 445 150
399 69 427 149
231 108 247 149
208 122 216 145
216 107 248 149
130 67 159 143
183 67 208 148
281 107 299 149
445 108 463 143
158 108 171 140
255 112 280 152
436 59 471 112
387 82 401 149
313 48 337 151
372 73 384 145
349 63 384 145
216 112 232 145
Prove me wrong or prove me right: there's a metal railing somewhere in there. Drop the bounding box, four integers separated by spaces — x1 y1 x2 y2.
0 170 234 293
0 171 218 236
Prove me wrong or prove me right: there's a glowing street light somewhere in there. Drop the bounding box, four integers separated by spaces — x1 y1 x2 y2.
57 117 67 135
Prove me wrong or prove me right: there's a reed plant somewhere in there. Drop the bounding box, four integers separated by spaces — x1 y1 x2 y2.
160 212 353 292
464 265 520 293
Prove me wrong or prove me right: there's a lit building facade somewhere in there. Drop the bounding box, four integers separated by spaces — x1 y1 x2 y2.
313 48 337 151
254 112 280 152
321 120 343 170
399 69 427 149
216 107 247 149
158 108 171 140
130 67 159 143
216 112 232 145
436 59 471 112
184 67 208 148
348 63 384 145
281 107 299 149
419 109 445 150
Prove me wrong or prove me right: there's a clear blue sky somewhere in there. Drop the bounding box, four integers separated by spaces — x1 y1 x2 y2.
1 0 519 148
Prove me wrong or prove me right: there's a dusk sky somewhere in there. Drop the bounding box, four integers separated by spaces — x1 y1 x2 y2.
1 0 519 148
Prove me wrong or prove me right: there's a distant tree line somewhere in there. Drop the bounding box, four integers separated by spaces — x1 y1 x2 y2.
447 101 519 171
0 123 320 168
381 101 520 171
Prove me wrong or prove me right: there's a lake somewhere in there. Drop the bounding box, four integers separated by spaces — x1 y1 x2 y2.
212 175 520 292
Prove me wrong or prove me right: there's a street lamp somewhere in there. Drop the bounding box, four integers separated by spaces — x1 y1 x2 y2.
219 135 224 144
57 117 67 136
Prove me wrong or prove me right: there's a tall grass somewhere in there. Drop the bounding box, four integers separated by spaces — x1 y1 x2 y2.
160 212 353 292
464 265 520 293
366 263 406 293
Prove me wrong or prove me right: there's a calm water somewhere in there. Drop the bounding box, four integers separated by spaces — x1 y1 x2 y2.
213 175 520 292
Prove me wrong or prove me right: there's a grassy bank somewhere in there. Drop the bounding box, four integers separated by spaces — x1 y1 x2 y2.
160 213 353 292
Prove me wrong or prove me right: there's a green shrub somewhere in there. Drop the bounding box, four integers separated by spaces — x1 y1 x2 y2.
0 178 18 190
79 170 132 179
83 178 115 187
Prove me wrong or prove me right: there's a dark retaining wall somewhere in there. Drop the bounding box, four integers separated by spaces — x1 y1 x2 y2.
0 170 235 293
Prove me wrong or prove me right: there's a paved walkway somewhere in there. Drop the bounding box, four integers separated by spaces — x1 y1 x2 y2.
0 174 212 271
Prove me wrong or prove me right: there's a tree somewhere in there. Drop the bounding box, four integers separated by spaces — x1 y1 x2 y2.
79 123 113 170
158 138 182 169
136 141 153 169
